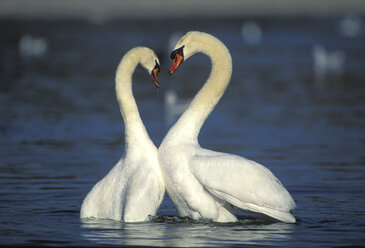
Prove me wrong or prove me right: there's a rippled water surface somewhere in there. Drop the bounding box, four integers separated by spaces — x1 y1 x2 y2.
1 18 365 247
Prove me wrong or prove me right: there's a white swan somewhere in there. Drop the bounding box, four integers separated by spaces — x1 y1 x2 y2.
159 31 296 223
80 47 165 222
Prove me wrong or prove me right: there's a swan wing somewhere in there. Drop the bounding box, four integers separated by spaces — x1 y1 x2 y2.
190 148 296 222
81 157 165 222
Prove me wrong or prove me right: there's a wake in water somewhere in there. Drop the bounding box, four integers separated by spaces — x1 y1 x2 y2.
149 214 281 226
80 214 285 227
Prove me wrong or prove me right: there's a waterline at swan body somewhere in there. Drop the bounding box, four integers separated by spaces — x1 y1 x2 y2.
159 31 296 223
80 47 164 222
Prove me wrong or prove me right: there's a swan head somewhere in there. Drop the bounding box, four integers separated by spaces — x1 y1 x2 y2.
169 31 204 74
139 48 161 88
150 60 161 88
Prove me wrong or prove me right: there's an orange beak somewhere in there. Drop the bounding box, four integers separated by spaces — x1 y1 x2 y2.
151 61 160 88
169 53 184 75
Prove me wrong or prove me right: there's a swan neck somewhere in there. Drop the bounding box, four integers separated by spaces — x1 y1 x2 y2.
115 50 153 149
172 36 232 141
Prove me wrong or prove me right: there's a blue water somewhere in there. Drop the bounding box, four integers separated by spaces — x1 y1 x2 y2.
0 18 365 247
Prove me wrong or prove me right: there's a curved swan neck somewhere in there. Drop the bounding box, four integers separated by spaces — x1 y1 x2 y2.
115 49 153 149
171 34 232 141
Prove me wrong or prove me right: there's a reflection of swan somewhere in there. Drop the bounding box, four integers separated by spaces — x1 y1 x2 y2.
312 45 346 78
80 47 165 222
164 89 190 124
81 217 293 246
159 31 296 223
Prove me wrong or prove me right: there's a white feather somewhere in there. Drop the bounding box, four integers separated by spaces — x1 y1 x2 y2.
80 47 165 222
159 32 296 223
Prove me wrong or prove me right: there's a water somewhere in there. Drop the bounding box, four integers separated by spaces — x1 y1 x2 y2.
1 17 365 247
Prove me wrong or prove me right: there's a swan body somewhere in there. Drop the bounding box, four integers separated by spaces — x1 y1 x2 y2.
80 47 165 222
159 31 296 223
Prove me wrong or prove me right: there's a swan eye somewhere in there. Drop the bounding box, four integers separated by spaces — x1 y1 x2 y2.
169 46 185 75
170 45 185 60
154 60 160 72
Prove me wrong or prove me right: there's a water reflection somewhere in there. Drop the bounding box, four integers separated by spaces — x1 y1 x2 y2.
81 217 294 247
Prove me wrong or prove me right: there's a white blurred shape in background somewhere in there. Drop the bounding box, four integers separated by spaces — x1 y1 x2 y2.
164 89 190 125
241 21 262 45
19 35 48 58
312 45 346 79
338 13 362 38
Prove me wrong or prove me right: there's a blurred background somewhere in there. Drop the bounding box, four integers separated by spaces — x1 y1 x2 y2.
0 0 365 247
1 0 365 20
